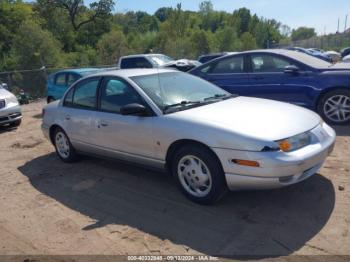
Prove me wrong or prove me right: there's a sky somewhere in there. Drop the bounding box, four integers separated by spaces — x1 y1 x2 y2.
108 0 350 35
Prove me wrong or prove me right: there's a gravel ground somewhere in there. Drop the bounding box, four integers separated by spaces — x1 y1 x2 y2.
0 100 349 259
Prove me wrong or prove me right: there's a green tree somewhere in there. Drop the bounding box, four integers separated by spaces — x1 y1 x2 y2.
0 1 33 59
191 29 211 57
12 21 63 69
96 29 129 65
291 27 316 41
240 32 257 50
46 0 114 31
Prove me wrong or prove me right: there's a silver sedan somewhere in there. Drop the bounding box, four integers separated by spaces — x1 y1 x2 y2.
42 69 336 204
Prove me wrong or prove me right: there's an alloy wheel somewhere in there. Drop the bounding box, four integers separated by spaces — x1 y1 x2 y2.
323 94 350 123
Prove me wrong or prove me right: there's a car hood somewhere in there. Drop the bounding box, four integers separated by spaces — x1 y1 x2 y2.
0 88 15 99
169 97 321 141
162 59 201 68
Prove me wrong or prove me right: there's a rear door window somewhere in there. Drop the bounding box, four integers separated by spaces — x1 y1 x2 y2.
71 78 100 110
54 73 67 86
210 56 244 74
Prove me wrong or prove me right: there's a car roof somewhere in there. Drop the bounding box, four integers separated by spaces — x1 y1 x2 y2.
88 68 177 78
120 54 166 59
52 68 104 75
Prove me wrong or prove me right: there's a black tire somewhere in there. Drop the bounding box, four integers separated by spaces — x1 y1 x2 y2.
171 144 227 205
317 89 350 125
47 97 55 103
53 127 78 163
9 119 21 127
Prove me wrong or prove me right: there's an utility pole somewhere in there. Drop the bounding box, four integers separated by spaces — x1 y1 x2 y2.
337 18 340 33
345 14 348 32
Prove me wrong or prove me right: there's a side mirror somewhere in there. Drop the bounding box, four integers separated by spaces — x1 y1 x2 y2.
120 103 148 116
284 65 299 74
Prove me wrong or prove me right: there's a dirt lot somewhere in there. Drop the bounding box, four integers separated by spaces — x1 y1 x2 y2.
0 100 349 258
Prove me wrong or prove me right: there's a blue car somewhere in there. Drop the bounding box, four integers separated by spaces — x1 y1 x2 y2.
47 68 103 103
190 49 350 125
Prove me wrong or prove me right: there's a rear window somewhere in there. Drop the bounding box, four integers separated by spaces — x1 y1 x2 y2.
120 57 153 69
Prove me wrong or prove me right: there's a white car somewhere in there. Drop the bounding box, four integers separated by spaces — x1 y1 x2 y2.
42 69 336 204
0 87 22 127
342 54 350 63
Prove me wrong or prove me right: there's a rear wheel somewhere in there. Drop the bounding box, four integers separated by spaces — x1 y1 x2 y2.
53 127 78 163
317 89 350 125
47 97 55 103
172 144 227 205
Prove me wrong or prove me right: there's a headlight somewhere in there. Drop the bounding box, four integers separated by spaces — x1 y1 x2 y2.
6 95 19 105
276 132 311 152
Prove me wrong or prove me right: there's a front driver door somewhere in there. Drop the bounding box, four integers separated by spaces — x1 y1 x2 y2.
248 53 313 106
91 77 156 163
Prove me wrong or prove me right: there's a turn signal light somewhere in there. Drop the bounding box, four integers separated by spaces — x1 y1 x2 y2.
232 159 260 167
279 140 291 152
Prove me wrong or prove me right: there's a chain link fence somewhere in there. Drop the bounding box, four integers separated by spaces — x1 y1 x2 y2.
0 65 115 100
277 32 350 51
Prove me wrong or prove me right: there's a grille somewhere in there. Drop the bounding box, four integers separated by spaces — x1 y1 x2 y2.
0 99 5 109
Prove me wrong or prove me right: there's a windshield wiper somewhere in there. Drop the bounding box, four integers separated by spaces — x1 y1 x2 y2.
204 93 236 101
163 100 201 113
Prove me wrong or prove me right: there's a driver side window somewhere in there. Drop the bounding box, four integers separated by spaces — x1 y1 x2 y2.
251 54 297 72
99 78 144 114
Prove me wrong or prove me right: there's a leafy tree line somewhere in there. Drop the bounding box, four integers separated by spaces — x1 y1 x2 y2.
1 0 310 72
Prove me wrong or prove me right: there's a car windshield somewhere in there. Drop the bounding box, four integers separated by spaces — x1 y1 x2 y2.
148 55 174 66
131 72 233 113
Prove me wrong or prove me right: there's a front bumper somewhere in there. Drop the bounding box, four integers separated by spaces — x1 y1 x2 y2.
0 104 22 125
213 123 336 190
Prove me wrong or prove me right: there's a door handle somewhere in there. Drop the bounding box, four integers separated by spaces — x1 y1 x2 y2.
253 76 264 80
65 114 71 120
98 120 109 128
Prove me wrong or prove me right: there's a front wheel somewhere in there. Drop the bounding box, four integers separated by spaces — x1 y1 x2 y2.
53 127 78 163
317 89 350 125
9 119 21 127
172 145 227 205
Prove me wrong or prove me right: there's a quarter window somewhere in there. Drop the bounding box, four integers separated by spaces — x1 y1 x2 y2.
100 78 144 114
210 56 244 74
251 55 297 72
72 79 99 109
